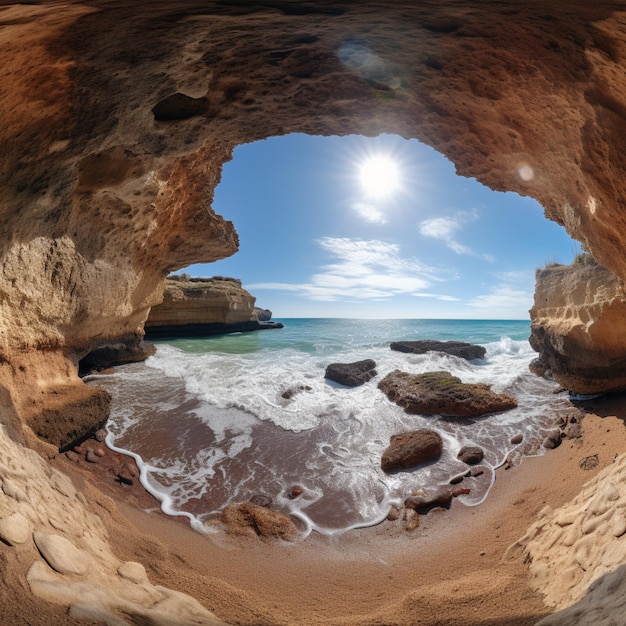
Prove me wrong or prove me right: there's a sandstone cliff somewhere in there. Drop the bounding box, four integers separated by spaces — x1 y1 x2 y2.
530 258 626 394
4 1 626 623
145 276 279 336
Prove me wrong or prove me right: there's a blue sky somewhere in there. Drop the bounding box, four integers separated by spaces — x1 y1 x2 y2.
185 133 578 319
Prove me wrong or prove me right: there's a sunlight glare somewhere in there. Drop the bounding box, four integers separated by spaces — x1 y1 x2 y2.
359 154 401 198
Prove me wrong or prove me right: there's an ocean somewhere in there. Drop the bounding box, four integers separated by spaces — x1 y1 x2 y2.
86 318 570 536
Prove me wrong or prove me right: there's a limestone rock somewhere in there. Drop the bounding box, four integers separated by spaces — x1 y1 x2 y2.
145 277 261 336
254 307 273 322
220 502 298 541
390 340 486 360
378 370 517 417
381 429 443 472
33 532 90 575
530 261 626 394
324 359 377 387
0 512 32 545
117 561 149 584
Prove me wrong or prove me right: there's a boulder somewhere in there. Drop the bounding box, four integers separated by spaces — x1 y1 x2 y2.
381 429 443 472
457 445 484 465
220 503 298 541
324 359 377 387
254 307 273 322
390 340 486 360
405 487 471 512
378 370 517 418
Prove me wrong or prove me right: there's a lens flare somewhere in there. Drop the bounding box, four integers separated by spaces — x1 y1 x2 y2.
359 155 401 198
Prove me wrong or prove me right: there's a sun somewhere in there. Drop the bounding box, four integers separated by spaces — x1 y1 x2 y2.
359 154 401 198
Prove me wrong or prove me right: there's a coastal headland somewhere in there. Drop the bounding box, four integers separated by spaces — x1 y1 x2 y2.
4 1 626 624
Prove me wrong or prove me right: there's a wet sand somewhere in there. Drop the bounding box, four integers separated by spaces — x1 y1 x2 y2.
49 395 626 625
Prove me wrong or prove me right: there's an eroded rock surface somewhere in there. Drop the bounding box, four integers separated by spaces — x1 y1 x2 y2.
381 429 443 472
220 502 298 541
390 340 486 360
145 276 280 337
324 359 377 387
378 370 517 418
530 260 626 394
511 454 626 622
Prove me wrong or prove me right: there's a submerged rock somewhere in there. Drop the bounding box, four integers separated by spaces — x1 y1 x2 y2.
378 370 517 418
390 340 486 360
324 359 377 387
381 429 443 472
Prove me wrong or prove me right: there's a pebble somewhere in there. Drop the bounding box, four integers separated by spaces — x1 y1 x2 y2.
65 450 80 463
387 506 401 522
0 512 32 545
404 508 419 531
85 449 99 464
287 485 304 499
94 447 106 458
33 532 89 575
511 434 524 445
94 429 107 442
249 494 272 507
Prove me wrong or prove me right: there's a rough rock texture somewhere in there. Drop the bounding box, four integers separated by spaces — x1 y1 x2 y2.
0 423 226 625
254 307 273 322
530 261 626 394
78 338 156 375
390 340 486 361
219 502 298 541
5 1 626 622
381 429 443 472
511 453 626 623
324 359 377 387
146 277 256 328
378 370 518 418
4 1 626 439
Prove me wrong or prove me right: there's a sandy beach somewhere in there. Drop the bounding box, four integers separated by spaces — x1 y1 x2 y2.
5 393 619 625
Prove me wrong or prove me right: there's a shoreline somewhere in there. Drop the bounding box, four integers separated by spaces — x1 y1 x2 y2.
48 394 626 625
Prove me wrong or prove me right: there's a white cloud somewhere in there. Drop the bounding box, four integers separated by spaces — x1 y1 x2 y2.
247 237 440 302
419 209 493 262
467 270 535 318
351 201 386 224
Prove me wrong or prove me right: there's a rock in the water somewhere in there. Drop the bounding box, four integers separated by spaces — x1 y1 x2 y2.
287 486 304 499
381 429 443 472
255 307 273 322
220 503 298 541
249 494 272 507
458 445 484 465
511 434 524 445
324 359 377 387
390 340 486 360
33 532 90 575
378 370 517 418
94 428 107 442
0 512 32 545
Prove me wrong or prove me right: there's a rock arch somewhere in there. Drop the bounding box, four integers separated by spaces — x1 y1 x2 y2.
3 1 626 421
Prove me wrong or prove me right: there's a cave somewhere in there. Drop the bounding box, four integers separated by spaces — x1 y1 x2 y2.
3 1 626 624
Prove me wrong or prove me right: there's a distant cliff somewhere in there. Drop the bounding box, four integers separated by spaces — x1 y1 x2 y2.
530 257 626 394
145 276 281 337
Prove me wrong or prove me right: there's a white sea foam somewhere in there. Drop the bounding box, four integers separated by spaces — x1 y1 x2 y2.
89 320 572 537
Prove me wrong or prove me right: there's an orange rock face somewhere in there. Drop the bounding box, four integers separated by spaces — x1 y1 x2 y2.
3 1 626 436
530 260 626 394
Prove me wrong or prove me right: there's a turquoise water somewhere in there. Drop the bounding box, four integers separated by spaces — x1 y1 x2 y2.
90 318 570 536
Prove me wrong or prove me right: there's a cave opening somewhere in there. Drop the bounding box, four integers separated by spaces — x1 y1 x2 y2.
184 133 579 320
88 133 581 536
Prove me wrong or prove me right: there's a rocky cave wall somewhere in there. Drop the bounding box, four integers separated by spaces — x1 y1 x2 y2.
4 0 626 436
